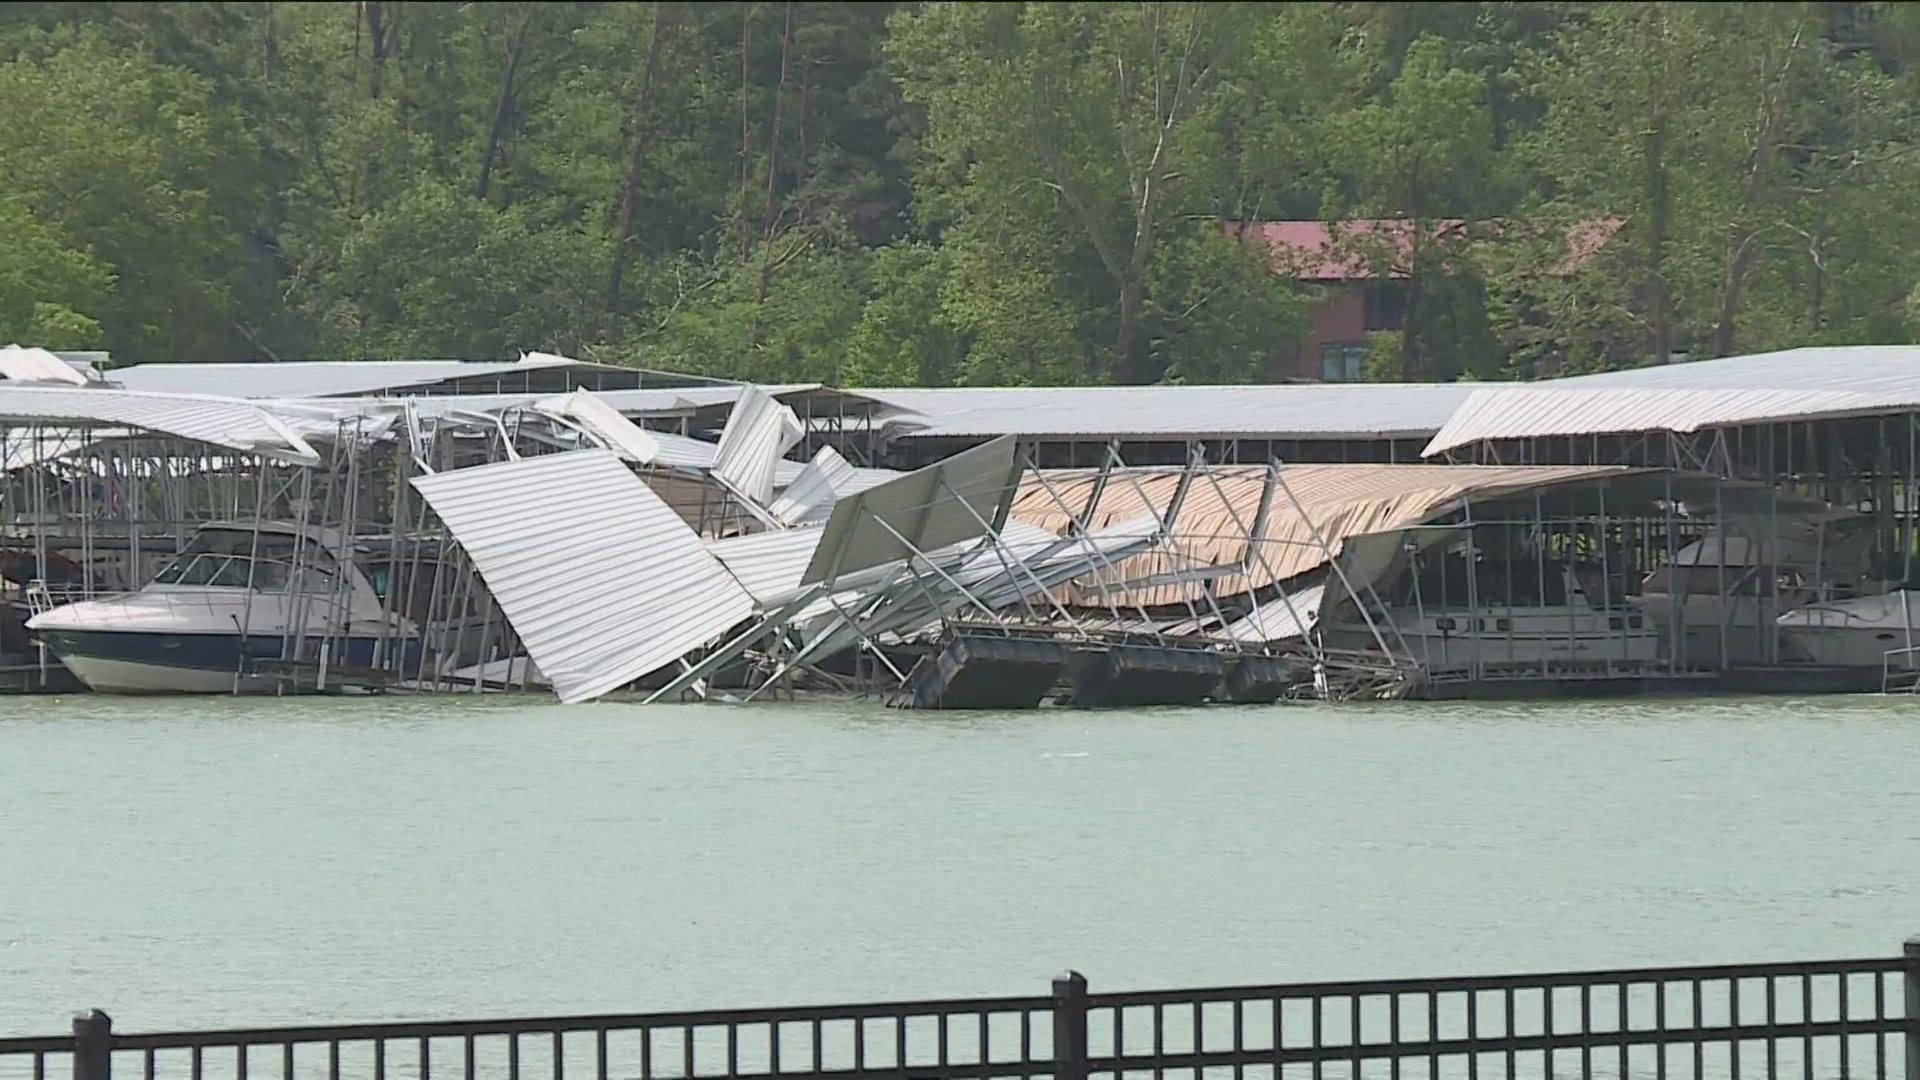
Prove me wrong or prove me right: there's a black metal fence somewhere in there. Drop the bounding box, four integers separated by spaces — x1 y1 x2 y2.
3 941 1917 1080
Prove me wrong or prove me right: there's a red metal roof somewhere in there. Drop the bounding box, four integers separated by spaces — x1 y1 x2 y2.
1228 219 1621 281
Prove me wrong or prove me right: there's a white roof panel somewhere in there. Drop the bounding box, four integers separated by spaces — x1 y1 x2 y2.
532 389 660 464
802 435 1022 585
1541 345 1920 394
0 386 319 464
768 446 861 525
713 386 804 506
412 449 755 704
0 345 89 385
1421 386 1886 456
1221 584 1328 643
708 527 824 606
863 384 1479 440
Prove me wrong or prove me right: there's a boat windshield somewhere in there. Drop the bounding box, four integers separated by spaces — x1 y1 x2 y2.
151 553 333 592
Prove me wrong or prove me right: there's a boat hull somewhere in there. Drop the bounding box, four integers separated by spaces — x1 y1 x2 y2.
1325 606 1661 671
36 628 404 694
1776 591 1920 669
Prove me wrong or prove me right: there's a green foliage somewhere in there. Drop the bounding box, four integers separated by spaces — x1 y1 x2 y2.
0 2 1914 382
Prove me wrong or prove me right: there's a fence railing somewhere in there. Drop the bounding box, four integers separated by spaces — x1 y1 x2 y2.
3 939 1916 1080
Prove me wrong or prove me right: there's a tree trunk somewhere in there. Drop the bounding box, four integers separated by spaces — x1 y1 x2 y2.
754 2 795 314
365 1 389 100
608 4 683 310
738 7 754 264
1645 122 1671 365
1711 235 1760 357
1399 278 1421 382
475 13 534 200
1114 278 1149 384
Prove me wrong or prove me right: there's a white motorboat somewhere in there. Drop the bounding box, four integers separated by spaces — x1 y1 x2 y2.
1323 564 1660 673
26 521 417 693
1632 525 1874 667
1776 591 1920 669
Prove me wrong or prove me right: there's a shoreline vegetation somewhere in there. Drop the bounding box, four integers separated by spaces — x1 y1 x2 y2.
0 3 1916 382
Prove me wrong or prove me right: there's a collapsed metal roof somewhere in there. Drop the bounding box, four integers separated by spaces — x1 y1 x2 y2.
1008 463 1641 609
412 449 756 704
108 353 732 399
0 386 321 464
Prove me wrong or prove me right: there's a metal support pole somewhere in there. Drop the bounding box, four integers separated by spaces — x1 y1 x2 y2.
73 1009 111 1080
1905 936 1920 1080
1051 972 1088 1080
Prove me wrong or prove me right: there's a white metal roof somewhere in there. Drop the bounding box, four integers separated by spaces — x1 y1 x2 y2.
412 449 755 704
108 355 735 400
1420 345 1920 452
531 389 661 464
0 345 89 385
1221 583 1327 643
111 357 588 398
713 385 804 506
1421 387 1884 456
0 386 320 464
1542 345 1920 394
862 384 1480 440
707 527 824 606
768 446 861 526
802 435 1022 584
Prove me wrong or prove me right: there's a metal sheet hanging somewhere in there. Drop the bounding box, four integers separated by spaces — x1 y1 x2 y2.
801 435 1022 585
412 449 754 704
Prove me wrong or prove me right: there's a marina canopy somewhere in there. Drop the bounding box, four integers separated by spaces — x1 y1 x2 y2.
1426 346 1920 455
108 352 731 400
861 383 1483 442
1008 462 1645 609
0 385 321 464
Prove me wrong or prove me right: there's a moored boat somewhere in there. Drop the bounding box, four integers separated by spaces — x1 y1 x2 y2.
26 521 417 693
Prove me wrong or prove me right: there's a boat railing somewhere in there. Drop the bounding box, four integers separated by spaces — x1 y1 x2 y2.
21 580 110 617
1880 644 1920 693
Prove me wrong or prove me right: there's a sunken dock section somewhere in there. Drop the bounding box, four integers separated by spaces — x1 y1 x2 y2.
890 631 1294 710
1066 643 1226 707
892 633 1070 709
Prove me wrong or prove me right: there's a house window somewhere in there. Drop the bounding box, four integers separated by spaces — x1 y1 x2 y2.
1320 342 1367 382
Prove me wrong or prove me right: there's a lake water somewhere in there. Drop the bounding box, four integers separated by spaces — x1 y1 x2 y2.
3 693 1917 1036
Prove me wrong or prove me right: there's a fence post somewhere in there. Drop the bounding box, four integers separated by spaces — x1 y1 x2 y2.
72 1010 111 1080
1053 971 1088 1080
1906 938 1920 1080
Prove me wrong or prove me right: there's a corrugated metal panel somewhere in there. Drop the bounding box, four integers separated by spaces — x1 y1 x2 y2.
1422 386 1883 456
862 384 1480 440
1221 583 1328 642
708 527 824 606
1009 463 1636 608
0 387 320 464
768 446 860 525
112 358 577 399
532 389 661 463
0 345 88 385
412 449 754 704
802 435 1022 585
1543 345 1920 395
786 518 1159 666
713 385 805 506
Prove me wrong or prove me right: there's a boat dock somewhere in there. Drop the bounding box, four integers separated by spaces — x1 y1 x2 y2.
0 344 1918 706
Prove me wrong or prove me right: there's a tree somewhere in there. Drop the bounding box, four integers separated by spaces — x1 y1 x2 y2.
1321 35 1501 381
1514 2 1920 368
890 2 1301 385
